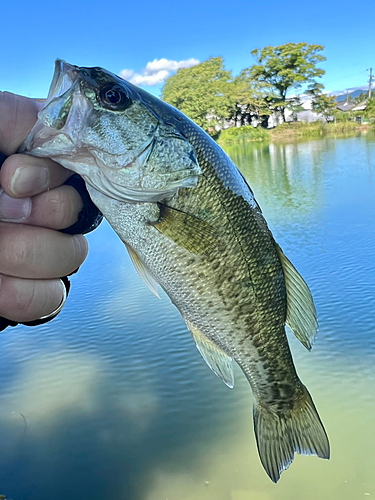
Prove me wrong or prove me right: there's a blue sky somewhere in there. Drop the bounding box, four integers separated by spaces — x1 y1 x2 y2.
1 0 374 99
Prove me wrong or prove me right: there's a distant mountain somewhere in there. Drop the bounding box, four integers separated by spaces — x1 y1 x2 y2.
332 86 369 102
299 85 370 103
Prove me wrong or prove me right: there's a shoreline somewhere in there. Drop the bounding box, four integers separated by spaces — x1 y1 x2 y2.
217 122 373 145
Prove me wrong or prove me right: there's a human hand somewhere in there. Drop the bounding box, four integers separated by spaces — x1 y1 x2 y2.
0 92 89 324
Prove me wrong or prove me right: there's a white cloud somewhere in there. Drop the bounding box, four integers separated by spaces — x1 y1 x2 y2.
119 68 135 80
119 58 200 87
129 69 171 87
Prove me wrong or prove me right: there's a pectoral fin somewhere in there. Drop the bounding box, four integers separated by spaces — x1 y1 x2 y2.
186 320 234 388
151 203 219 255
276 245 318 350
124 243 160 298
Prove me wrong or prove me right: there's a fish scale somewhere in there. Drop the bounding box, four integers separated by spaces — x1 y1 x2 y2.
21 59 330 483
169 140 294 391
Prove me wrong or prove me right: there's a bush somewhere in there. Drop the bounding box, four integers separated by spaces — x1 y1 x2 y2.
218 125 270 144
271 121 306 130
334 110 351 122
362 98 375 119
270 120 360 138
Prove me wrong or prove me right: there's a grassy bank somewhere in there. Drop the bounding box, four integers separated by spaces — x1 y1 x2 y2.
270 120 362 139
217 125 270 144
218 120 367 145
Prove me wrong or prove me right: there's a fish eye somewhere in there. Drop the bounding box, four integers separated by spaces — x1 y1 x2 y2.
99 84 132 111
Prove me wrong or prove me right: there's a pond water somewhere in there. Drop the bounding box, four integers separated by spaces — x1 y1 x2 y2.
0 133 374 500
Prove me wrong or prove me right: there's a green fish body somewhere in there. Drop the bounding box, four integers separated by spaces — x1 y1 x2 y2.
21 60 329 482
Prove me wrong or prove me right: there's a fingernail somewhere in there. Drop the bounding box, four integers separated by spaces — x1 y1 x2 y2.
10 166 48 196
0 189 32 221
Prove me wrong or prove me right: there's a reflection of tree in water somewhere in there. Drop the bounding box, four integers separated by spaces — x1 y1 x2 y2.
224 139 335 224
1 133 375 500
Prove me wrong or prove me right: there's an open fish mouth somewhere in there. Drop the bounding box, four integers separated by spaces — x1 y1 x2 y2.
20 60 87 156
47 60 79 104
20 59 201 203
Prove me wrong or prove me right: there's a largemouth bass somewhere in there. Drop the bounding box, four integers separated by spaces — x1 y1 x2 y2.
21 60 329 482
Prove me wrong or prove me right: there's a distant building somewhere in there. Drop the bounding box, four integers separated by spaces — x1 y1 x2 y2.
219 87 369 131
336 101 367 112
283 96 323 124
336 102 357 112
351 102 367 112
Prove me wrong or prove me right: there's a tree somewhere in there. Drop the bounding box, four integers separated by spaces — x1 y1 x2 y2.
311 94 337 121
362 97 375 119
306 83 337 121
161 57 233 134
230 70 274 127
354 91 368 104
285 96 304 122
248 43 326 122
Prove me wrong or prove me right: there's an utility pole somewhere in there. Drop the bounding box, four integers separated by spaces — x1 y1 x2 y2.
367 68 373 99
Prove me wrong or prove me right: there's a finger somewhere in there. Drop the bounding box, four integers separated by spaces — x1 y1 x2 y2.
0 223 88 279
1 154 73 198
0 92 42 155
0 186 84 230
27 185 84 230
0 189 31 222
0 274 66 323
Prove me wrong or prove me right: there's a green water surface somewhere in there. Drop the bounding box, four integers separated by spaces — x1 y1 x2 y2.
0 133 374 500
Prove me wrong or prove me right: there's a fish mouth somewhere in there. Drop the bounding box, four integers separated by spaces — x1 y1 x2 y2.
20 59 200 204
47 59 79 103
19 60 86 156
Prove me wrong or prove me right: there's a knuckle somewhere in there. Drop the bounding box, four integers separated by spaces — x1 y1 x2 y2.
0 226 34 274
48 186 82 229
0 92 16 139
71 235 88 265
0 275 35 320
14 282 36 316
9 235 33 269
0 276 63 322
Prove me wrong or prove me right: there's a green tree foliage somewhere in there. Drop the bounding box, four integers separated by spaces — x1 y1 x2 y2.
230 70 274 126
311 94 337 121
248 43 326 122
161 57 233 134
354 91 368 104
306 83 337 121
285 96 304 121
363 97 375 118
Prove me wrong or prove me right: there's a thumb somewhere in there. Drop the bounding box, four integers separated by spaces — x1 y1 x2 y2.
0 92 43 155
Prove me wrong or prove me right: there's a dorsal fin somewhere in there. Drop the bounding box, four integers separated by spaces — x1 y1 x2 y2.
276 245 318 350
185 320 234 388
124 242 160 298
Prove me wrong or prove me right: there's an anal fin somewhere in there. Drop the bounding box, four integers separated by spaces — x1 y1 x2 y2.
185 320 234 388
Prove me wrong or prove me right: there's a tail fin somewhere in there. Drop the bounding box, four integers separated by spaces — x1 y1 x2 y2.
253 384 330 482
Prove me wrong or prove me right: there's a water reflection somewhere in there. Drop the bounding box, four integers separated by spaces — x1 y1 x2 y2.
225 139 335 222
1 133 375 499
